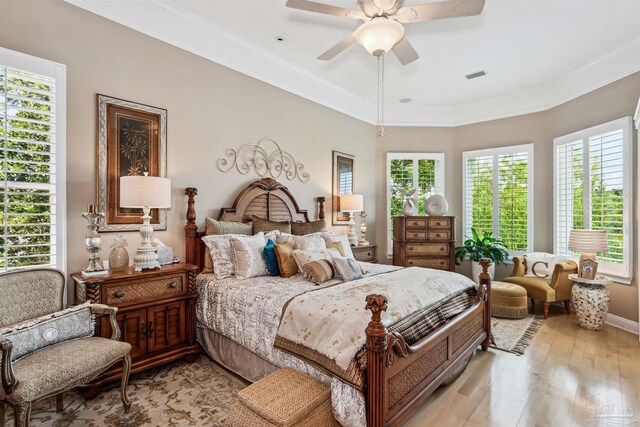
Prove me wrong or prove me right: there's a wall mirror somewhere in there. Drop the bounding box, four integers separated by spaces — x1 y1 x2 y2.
332 151 355 225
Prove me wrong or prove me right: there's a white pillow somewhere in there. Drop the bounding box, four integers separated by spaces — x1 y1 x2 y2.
323 234 354 258
202 234 240 279
523 253 568 279
333 257 364 282
292 248 341 277
293 233 327 251
230 232 269 279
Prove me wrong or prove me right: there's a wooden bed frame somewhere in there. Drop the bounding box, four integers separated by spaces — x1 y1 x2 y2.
184 177 492 427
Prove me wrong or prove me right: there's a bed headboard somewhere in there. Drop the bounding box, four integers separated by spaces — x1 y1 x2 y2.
185 177 326 272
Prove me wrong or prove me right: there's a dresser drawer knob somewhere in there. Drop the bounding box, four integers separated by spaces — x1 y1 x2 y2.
408 246 414 251
170 282 178 289
115 291 124 298
436 221 442 226
413 233 419 237
440 261 445 265
441 247 446 251
435 233 441 237
413 222 420 226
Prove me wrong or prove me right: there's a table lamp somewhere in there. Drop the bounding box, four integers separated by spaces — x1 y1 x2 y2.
568 229 608 279
340 194 363 246
120 174 172 271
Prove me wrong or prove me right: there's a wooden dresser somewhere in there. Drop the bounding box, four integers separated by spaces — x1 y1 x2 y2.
392 216 455 271
72 263 200 397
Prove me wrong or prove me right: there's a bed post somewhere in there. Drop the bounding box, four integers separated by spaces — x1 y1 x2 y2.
365 294 388 427
317 196 326 221
185 187 198 267
478 258 493 351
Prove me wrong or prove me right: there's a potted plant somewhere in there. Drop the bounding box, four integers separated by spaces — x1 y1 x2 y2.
455 228 509 283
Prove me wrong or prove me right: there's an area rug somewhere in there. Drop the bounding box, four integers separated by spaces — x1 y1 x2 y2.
2 356 247 427
491 315 544 355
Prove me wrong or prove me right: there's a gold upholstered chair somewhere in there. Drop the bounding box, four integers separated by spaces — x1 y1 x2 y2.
0 269 132 427
502 256 578 319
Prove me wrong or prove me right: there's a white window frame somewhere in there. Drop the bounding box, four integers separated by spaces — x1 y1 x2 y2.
0 48 67 273
386 152 445 256
462 143 534 255
553 117 633 283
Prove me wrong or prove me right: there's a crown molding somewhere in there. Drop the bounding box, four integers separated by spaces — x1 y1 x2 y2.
64 0 640 127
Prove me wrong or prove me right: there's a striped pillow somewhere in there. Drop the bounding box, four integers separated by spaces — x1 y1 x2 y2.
302 260 336 284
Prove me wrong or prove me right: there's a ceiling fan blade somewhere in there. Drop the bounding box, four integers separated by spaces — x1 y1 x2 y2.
394 0 485 23
391 37 419 65
286 0 366 20
318 33 356 60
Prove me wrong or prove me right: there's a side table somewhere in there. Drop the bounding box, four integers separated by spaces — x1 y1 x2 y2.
569 274 612 331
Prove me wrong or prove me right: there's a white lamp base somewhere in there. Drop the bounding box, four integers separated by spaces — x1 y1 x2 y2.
347 212 358 247
133 207 161 272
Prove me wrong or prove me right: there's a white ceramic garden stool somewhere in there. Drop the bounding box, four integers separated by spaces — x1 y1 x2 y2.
569 274 612 331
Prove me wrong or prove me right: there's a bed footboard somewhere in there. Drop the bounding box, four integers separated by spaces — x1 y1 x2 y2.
365 258 493 427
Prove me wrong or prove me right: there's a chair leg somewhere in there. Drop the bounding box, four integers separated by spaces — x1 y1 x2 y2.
121 354 132 413
564 300 571 315
0 401 5 427
56 393 64 413
543 302 549 319
13 403 31 427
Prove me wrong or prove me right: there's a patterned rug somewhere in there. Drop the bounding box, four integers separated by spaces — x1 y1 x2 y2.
2 356 247 427
491 314 544 355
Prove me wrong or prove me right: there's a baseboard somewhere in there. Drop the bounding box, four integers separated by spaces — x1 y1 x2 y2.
605 313 639 335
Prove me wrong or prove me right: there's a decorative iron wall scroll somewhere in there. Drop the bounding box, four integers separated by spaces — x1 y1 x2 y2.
216 138 310 183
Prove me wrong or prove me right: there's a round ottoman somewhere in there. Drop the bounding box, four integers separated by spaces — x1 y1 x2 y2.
490 281 528 319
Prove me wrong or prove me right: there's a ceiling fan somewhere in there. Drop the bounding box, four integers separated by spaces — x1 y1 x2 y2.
286 0 485 65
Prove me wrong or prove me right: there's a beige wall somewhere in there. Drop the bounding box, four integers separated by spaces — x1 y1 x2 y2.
2 1 640 322
0 0 376 296
376 73 640 322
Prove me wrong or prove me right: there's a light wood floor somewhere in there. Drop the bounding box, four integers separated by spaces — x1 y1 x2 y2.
403 303 640 427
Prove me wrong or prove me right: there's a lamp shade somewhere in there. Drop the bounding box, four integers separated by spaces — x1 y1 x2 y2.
354 18 404 56
340 194 363 212
120 175 172 208
568 229 608 253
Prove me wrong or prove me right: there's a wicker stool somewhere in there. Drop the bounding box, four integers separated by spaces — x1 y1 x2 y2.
491 281 528 319
225 368 340 427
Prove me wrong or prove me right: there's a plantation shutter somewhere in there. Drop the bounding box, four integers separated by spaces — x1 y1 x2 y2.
553 117 632 282
463 144 533 253
0 64 60 270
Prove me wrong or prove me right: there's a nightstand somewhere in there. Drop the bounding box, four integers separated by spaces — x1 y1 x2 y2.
72 262 200 398
352 244 378 263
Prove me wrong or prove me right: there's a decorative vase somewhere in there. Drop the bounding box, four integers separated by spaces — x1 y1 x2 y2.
109 234 129 272
424 194 449 216
471 260 495 285
402 199 417 216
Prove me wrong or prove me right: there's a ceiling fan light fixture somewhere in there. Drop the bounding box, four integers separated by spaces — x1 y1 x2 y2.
354 17 404 56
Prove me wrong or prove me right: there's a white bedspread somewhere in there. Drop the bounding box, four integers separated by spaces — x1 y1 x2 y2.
196 262 399 427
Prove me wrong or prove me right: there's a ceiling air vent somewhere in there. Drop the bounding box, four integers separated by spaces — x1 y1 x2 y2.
465 70 486 80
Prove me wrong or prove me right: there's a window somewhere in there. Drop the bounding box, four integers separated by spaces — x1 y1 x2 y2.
0 48 66 272
386 153 445 254
462 144 533 254
554 117 633 282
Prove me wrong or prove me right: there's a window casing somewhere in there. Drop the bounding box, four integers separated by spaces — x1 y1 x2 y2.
0 48 66 272
386 152 445 255
462 144 534 254
553 117 633 283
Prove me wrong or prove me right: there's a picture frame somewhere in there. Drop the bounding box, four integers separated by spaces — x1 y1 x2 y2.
579 259 598 280
97 94 167 232
332 151 355 226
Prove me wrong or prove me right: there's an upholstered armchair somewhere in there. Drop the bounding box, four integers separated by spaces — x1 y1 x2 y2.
0 269 132 427
502 256 578 319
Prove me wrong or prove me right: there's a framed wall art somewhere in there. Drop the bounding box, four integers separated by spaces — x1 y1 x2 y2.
96 94 167 232
332 151 355 226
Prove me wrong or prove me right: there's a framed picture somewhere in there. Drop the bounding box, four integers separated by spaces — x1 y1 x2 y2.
332 151 355 226
97 95 167 232
579 259 598 280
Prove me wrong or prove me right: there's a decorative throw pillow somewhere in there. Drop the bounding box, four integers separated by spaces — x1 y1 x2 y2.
323 234 354 259
0 302 95 362
291 219 326 235
203 218 252 272
274 242 299 278
202 234 241 279
276 232 296 247
524 253 568 279
252 216 292 234
230 233 269 279
293 233 327 251
292 249 341 277
263 239 281 277
333 257 364 282
302 260 336 284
